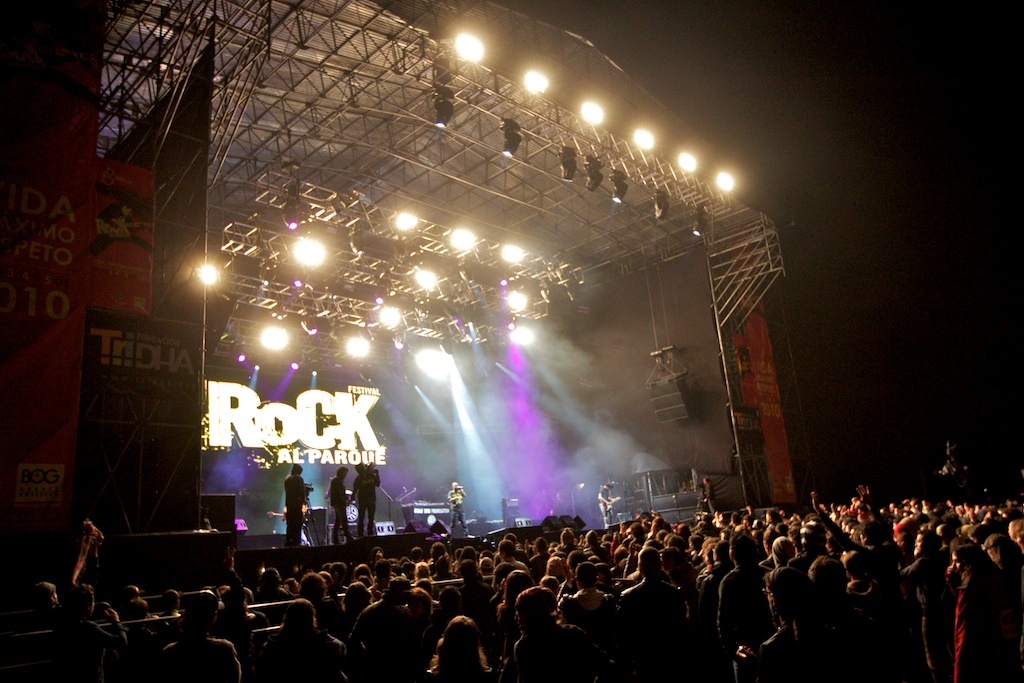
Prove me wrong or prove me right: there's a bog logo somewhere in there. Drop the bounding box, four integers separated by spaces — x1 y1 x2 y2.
16 464 64 503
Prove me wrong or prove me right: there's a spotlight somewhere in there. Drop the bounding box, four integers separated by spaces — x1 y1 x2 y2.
346 337 370 357
395 212 419 230
415 268 438 289
581 101 604 125
654 190 670 220
716 171 735 191
634 129 655 150
584 154 603 192
560 147 577 181
282 202 302 230
433 86 455 127
523 70 548 93
197 264 218 285
455 33 484 62
237 353 246 363
611 170 628 203
507 290 527 312
501 244 525 263
678 152 697 173
290 362 300 370
693 204 710 236
261 326 288 350
379 306 402 329
509 326 535 346
293 237 325 266
450 228 476 252
500 118 522 157
415 348 452 378
301 319 318 336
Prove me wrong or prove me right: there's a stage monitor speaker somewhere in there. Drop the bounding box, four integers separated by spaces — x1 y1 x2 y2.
375 521 396 536
559 515 586 531
404 520 431 534
540 515 561 532
234 519 247 535
514 517 532 527
648 376 689 422
430 520 451 536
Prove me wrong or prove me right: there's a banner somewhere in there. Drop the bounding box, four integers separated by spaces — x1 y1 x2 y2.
91 158 154 313
734 306 797 504
0 2 105 532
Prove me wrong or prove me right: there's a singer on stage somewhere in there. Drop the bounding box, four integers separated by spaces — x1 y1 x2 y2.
448 481 468 537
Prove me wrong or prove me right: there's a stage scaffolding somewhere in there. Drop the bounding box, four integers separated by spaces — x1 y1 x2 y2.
98 0 803 510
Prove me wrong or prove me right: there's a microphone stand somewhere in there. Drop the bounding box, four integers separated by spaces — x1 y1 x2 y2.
380 485 395 529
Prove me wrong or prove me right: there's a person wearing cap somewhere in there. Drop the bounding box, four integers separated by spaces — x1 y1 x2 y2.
448 481 468 537
349 573 418 682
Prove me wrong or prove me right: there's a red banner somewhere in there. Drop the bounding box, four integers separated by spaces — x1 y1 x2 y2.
0 2 105 532
734 307 797 504
91 158 154 313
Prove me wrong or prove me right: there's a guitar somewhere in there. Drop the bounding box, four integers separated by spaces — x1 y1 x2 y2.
267 503 307 519
599 496 622 513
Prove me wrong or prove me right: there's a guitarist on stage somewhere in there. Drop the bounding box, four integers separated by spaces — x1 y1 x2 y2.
598 482 620 528
283 464 307 547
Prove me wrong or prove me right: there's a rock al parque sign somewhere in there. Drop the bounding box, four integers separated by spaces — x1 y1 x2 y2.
205 380 386 466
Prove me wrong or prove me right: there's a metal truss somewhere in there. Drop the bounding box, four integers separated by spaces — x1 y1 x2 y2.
101 0 784 370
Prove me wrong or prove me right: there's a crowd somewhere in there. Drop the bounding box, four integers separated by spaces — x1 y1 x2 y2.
4 486 1024 683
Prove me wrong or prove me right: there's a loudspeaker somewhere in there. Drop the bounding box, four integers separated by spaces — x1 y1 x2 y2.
514 517 532 527
559 515 585 531
234 519 247 535
430 520 451 536
648 376 689 422
404 520 431 534
375 521 396 536
306 507 328 546
540 515 561 532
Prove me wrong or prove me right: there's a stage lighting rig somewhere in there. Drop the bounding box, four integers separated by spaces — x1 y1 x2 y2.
560 146 577 181
433 86 455 127
611 170 628 203
584 154 603 192
654 190 670 220
500 118 522 157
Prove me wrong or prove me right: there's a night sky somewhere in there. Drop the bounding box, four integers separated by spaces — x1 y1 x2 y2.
496 1 1016 503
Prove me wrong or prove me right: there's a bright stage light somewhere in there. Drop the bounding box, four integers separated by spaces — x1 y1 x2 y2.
507 290 527 312
346 337 370 357
501 244 525 263
237 353 246 363
455 34 484 62
581 101 604 125
524 70 548 93
415 268 438 289
415 348 452 378
634 129 654 150
197 264 218 285
450 228 476 251
290 362 299 370
678 152 697 173
379 306 402 328
261 326 288 350
509 326 535 345
716 172 735 191
293 237 325 266
395 212 419 230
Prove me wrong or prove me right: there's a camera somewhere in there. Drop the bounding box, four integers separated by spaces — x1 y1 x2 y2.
304 483 314 492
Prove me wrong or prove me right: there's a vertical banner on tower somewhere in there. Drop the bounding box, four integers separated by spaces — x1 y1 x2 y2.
91 158 154 314
0 2 105 532
734 305 797 504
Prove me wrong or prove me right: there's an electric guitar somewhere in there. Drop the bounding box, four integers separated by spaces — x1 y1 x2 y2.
267 503 307 519
599 496 622 513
